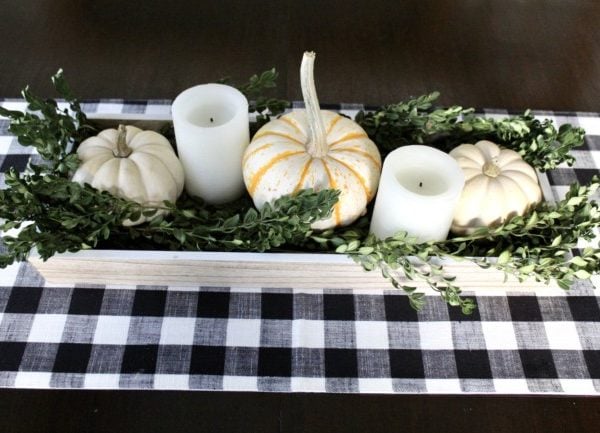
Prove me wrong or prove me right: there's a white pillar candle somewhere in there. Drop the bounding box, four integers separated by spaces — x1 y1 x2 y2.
370 145 465 242
171 84 249 204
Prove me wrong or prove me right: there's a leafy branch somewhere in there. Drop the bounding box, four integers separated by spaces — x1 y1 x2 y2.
305 220 476 314
122 188 338 253
447 111 585 171
0 164 338 266
356 92 585 170
437 179 600 288
355 92 468 158
0 69 96 175
221 68 290 132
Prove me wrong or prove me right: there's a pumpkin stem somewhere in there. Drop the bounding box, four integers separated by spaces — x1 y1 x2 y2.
114 124 132 158
482 160 501 177
300 51 328 158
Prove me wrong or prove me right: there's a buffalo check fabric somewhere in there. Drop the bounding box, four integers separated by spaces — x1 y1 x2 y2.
1 100 600 394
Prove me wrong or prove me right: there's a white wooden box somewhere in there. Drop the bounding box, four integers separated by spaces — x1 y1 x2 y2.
27 113 560 292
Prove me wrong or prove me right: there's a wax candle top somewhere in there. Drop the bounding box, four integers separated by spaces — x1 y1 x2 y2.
369 145 465 242
186 104 236 128
172 83 248 131
395 167 449 196
388 145 465 201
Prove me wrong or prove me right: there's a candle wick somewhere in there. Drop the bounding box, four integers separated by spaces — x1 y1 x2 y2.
419 182 423 188
210 117 214 123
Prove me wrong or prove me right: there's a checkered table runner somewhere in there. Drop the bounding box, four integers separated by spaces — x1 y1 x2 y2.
0 100 599 394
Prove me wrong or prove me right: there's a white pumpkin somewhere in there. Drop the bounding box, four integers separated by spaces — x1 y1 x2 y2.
242 52 382 229
72 125 185 225
449 140 542 234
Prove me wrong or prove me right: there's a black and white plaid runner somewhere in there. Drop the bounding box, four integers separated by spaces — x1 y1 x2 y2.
0 100 599 394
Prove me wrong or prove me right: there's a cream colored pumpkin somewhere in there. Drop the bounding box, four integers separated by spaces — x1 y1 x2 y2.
243 52 382 229
449 140 542 234
72 125 185 225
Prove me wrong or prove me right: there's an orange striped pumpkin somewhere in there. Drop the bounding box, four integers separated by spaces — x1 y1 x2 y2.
242 52 382 229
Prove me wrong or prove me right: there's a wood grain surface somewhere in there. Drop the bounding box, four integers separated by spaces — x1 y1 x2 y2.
0 0 599 111
29 250 557 291
1 1 600 432
0 390 599 433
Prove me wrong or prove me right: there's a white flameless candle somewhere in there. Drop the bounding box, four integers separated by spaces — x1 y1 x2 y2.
370 145 465 242
172 84 249 204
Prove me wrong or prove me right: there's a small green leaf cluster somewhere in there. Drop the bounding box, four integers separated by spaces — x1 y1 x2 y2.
305 221 476 314
355 92 468 158
451 111 585 171
349 232 476 314
356 92 585 170
0 163 338 266
0 167 144 266
222 68 290 132
0 70 95 174
437 179 600 290
123 188 339 253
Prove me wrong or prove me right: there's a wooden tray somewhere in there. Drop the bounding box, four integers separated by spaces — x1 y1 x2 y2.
27 113 560 292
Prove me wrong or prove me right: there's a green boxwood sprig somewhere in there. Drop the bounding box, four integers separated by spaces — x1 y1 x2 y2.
356 92 585 170
0 166 338 267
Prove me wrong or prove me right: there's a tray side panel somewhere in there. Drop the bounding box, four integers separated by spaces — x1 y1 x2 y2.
29 253 556 291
